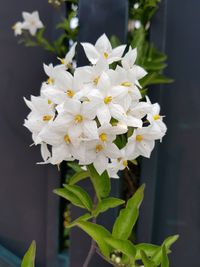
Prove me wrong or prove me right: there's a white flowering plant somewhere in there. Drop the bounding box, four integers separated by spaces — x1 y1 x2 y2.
20 33 178 267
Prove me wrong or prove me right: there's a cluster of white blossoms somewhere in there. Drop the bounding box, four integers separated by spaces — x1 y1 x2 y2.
13 11 43 36
24 34 167 177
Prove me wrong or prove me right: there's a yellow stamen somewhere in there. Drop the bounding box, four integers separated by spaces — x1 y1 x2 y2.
48 99 52 105
67 89 74 98
95 144 103 152
59 58 65 65
104 52 109 59
43 115 52 121
74 114 83 123
136 134 143 142
104 96 112 104
121 81 132 87
153 114 160 120
47 77 54 85
64 134 71 144
99 133 107 142
12 24 17 30
93 76 100 86
122 160 128 167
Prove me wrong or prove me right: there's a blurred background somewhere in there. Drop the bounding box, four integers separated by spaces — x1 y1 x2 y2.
0 0 200 267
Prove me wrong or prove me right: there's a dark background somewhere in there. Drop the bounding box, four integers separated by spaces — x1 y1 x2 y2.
0 0 200 266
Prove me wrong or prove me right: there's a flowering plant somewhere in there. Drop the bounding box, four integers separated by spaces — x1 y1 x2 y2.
21 33 178 267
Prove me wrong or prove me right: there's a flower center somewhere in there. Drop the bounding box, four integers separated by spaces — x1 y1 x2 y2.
136 134 143 142
95 144 103 152
104 52 109 59
48 99 52 104
47 77 54 85
75 114 83 123
121 81 132 87
67 89 74 98
43 115 52 121
122 160 128 167
104 96 112 104
99 133 107 142
153 114 160 120
64 134 71 144
93 76 100 86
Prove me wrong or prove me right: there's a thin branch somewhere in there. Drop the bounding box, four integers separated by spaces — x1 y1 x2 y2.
82 195 98 267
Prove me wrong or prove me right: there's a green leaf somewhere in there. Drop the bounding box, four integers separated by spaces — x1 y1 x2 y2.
135 243 159 260
93 197 125 217
161 245 169 267
53 188 85 209
77 221 112 258
87 164 111 200
65 213 92 228
152 235 179 264
140 73 174 87
68 170 89 185
67 162 83 172
21 241 36 267
63 184 93 211
112 184 145 240
141 250 156 267
105 237 136 259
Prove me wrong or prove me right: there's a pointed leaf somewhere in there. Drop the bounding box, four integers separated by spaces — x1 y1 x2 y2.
54 188 85 209
135 243 159 260
67 162 83 172
77 221 112 258
63 184 93 211
87 164 111 200
68 170 89 185
112 184 145 240
152 235 179 264
105 237 136 259
161 245 169 267
21 241 36 267
93 197 125 217
65 213 92 228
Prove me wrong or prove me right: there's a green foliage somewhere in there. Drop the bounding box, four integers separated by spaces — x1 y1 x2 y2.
128 0 173 90
93 197 125 217
21 241 36 267
112 184 145 240
105 237 136 260
87 164 111 201
68 169 89 184
77 221 112 258
54 184 93 211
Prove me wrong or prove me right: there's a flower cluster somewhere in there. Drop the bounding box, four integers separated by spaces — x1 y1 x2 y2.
13 11 43 36
24 34 167 177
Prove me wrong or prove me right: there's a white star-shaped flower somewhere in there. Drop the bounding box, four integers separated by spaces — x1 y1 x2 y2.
22 11 43 36
81 33 126 65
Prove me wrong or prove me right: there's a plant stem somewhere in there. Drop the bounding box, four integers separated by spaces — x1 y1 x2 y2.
82 195 98 267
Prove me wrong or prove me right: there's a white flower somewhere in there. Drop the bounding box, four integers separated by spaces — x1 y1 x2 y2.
124 101 152 128
23 34 167 176
12 22 23 36
146 98 167 137
24 96 55 144
81 33 126 65
58 42 77 69
81 140 120 174
126 124 164 159
38 122 82 164
22 11 43 36
88 72 127 124
70 17 79 29
56 99 99 141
